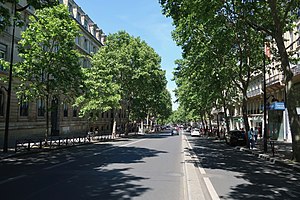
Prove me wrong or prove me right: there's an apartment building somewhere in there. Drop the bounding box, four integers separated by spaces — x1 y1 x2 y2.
0 0 126 146
231 20 300 142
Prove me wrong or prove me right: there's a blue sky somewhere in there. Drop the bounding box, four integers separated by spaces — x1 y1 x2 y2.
75 0 181 110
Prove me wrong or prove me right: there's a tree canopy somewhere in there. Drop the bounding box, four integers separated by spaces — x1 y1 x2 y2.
0 0 58 32
15 4 83 137
76 31 171 130
160 0 300 160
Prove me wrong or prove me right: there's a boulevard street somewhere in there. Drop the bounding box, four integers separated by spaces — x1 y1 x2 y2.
0 132 300 200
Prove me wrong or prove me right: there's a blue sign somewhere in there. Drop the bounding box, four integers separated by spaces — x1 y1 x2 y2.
269 102 285 111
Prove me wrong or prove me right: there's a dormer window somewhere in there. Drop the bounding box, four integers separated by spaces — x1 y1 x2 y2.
76 13 81 22
68 3 73 14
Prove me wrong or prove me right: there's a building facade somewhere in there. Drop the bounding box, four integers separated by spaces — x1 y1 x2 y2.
230 19 300 142
0 0 127 146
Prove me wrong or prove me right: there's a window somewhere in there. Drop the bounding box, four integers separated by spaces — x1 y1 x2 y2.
75 36 80 45
20 96 29 117
37 98 45 117
0 90 5 116
298 25 300 46
68 3 73 14
63 103 68 117
0 43 7 71
73 106 77 117
77 13 81 22
84 19 88 29
84 38 88 50
290 31 294 50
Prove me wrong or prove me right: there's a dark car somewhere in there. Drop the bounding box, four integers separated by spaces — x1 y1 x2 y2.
225 130 246 146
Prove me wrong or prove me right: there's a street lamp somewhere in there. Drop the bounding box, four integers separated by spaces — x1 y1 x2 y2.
3 2 16 153
263 35 272 153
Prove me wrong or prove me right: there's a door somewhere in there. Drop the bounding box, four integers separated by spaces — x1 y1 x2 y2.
51 97 59 136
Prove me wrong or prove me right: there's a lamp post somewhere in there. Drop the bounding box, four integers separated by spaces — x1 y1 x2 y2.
3 2 16 153
263 36 272 153
263 46 267 153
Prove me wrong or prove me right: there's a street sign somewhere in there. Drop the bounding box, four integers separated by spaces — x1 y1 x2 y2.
269 102 285 111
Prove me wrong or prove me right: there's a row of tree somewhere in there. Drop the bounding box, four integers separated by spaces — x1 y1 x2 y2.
160 0 300 161
1 3 172 138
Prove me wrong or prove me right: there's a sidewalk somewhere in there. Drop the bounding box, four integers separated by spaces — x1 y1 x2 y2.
0 132 142 160
236 138 300 172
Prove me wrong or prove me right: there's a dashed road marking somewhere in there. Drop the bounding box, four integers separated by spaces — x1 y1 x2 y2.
0 175 27 185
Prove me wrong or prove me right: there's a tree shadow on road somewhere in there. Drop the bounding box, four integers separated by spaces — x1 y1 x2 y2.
0 142 167 200
188 138 300 200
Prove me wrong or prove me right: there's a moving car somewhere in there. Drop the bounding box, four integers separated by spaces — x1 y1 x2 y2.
171 129 179 135
225 130 246 146
191 128 201 137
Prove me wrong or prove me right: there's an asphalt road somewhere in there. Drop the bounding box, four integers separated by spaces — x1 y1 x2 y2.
0 133 185 200
0 132 299 200
186 134 300 200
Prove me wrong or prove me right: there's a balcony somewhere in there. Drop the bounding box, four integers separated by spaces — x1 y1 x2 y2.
247 88 262 98
291 64 300 76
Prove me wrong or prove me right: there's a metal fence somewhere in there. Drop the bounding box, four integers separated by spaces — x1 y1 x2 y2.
14 133 122 153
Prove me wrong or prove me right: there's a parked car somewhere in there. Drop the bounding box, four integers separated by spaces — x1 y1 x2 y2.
191 128 201 137
184 127 191 132
225 130 246 146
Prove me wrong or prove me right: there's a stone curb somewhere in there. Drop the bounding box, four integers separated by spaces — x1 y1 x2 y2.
237 147 300 173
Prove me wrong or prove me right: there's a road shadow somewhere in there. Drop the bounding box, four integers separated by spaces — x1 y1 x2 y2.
0 141 167 200
187 137 300 200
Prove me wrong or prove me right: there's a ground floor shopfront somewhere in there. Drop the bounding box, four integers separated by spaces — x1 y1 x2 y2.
231 106 292 142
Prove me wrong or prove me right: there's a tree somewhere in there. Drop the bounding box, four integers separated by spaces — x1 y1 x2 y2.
0 0 58 32
161 0 300 160
77 31 169 136
15 4 83 138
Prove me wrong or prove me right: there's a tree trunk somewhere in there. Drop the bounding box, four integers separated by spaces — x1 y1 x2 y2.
146 114 149 131
124 106 130 136
242 93 250 148
111 109 117 138
287 82 300 161
46 94 49 140
216 113 220 138
140 120 144 133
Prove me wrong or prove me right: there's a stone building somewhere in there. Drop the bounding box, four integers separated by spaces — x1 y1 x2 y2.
230 19 300 142
0 0 127 146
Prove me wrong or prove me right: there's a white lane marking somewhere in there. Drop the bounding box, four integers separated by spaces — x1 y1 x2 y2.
44 160 74 170
0 175 27 185
120 139 147 147
204 177 220 200
183 135 205 200
182 135 190 200
185 136 206 175
185 135 220 200
92 139 147 156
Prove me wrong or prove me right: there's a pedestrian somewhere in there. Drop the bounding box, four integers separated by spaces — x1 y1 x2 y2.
248 128 254 149
254 127 258 143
